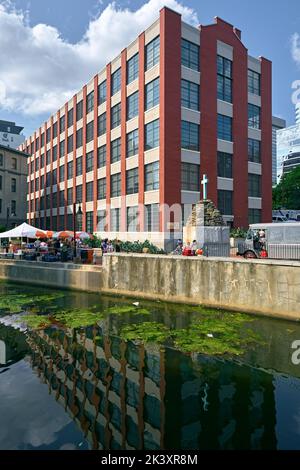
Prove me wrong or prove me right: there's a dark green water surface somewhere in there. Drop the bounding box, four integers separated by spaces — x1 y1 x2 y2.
0 281 300 450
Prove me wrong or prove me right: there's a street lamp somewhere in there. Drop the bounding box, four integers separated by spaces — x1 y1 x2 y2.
73 201 82 258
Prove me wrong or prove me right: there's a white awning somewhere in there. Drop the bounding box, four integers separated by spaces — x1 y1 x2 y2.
0 222 43 239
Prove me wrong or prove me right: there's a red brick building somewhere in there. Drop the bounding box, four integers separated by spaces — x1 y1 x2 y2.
21 7 272 248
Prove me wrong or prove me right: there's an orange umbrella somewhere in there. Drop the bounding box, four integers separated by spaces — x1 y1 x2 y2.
56 230 73 239
45 230 54 238
35 230 47 238
75 231 92 239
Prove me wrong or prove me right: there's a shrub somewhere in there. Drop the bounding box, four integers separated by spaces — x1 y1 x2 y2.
230 228 247 239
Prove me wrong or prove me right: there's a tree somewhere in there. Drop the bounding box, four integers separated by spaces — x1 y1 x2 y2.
273 167 300 210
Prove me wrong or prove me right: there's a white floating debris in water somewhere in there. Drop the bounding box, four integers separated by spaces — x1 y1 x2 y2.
133 302 139 307
207 334 214 338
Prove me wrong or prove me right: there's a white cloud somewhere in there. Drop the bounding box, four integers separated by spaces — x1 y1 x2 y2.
0 0 199 118
292 33 300 67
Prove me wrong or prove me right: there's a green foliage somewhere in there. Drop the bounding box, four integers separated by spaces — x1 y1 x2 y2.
83 236 165 254
230 228 247 239
273 167 300 210
0 225 6 233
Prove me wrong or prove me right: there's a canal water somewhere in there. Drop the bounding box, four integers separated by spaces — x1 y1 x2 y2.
0 280 300 450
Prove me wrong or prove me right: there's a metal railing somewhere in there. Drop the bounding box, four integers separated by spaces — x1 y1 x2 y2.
267 244 300 260
203 242 230 258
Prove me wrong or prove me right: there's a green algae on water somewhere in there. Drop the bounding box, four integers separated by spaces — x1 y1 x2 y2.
120 322 170 344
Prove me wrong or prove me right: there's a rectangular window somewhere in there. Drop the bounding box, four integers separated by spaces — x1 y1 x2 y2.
36 137 40 151
111 208 120 231
248 173 261 197
97 209 106 231
11 200 16 215
60 115 65 133
86 181 93 202
127 91 139 120
76 128 83 148
40 154 44 168
11 178 16 192
76 156 83 176
145 78 159 111
181 162 199 191
248 104 261 129
97 178 106 200
86 91 94 114
12 158 17 170
86 151 94 172
67 134 73 153
98 80 107 105
46 172 51 187
181 38 199 71
86 211 93 233
144 204 160 232
98 112 106 136
111 103 121 129
181 79 199 110
249 208 261 224
97 145 106 168
217 114 232 141
145 119 159 150
67 188 73 205
111 173 121 197
41 133 45 148
217 55 232 103
67 108 73 128
217 152 232 178
59 190 65 207
248 139 261 163
248 69 261 96
53 122 57 139
52 145 57 162
111 138 121 163
76 184 82 203
127 206 139 232
126 167 139 195
46 150 51 165
52 168 57 185
181 121 199 151
40 174 44 189
36 157 40 171
67 161 73 180
86 121 94 143
145 161 159 191
126 129 139 157
0 153 3 166
0 175 2 190
145 36 160 71
111 68 121 95
218 190 233 215
59 139 65 157
76 100 83 121
59 164 65 182
52 192 57 209
127 53 139 84
46 128 51 143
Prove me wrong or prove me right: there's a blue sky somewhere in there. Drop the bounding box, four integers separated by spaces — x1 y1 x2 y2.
0 0 300 136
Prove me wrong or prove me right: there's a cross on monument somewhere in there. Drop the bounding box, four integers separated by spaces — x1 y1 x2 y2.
201 174 209 200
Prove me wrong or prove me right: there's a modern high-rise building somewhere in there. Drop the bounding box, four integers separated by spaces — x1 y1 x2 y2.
21 7 272 247
0 120 25 149
277 122 300 180
272 116 286 186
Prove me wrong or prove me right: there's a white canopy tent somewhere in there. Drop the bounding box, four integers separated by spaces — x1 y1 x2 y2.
0 222 44 239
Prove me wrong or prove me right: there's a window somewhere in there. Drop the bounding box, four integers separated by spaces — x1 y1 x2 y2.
86 121 94 143
248 70 261 96
46 128 51 143
59 139 65 157
181 79 199 110
76 156 83 176
67 108 73 128
145 36 160 71
111 103 121 129
36 157 40 171
111 208 120 231
218 190 233 215
86 91 94 113
76 184 82 202
248 104 261 129
0 175 2 190
58 214 65 230
31 142 34 155
249 208 261 224
52 168 57 185
111 173 121 197
97 178 106 200
36 137 40 151
145 161 159 191
59 190 65 207
0 199 2 214
127 53 139 84
145 119 159 150
30 161 34 174
217 114 232 141
248 139 261 163
127 206 139 231
126 129 139 157
76 128 83 148
98 112 106 136
98 80 106 105
30 180 34 193
67 188 73 205
67 134 73 153
97 210 106 231
97 145 106 168
59 165 65 182
60 115 65 133
248 173 261 197
41 133 45 148
86 211 93 233
40 154 44 167
76 100 83 121
145 78 159 111
11 178 16 192
86 181 93 202
217 56 232 103
112 68 121 95
111 138 121 163
181 163 199 191
52 192 57 209
11 200 16 215
53 122 57 139
181 121 199 151
67 161 73 180
86 151 94 172
0 154 3 166
144 204 159 232
40 196 45 211
126 167 139 195
40 174 44 189
12 158 17 170
46 150 51 165
46 172 51 187
52 145 57 162
181 39 199 71
127 92 139 120
217 152 232 178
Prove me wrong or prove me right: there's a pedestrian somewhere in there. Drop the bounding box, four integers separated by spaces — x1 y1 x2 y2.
191 240 198 255
115 240 121 253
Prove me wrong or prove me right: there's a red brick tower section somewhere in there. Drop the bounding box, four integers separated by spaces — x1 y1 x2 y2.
93 75 99 232
121 49 127 233
159 8 181 232
200 18 249 228
82 85 87 231
105 64 112 231
260 57 272 223
138 33 145 232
